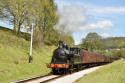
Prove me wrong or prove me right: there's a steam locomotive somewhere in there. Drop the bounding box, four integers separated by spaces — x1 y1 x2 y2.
47 41 118 74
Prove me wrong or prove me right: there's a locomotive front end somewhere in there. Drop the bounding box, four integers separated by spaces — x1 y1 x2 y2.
47 41 70 74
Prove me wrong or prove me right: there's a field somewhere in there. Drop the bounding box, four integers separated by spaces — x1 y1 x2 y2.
0 27 55 83
75 59 125 83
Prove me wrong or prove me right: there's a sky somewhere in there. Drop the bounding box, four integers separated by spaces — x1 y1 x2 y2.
55 0 125 45
0 0 125 45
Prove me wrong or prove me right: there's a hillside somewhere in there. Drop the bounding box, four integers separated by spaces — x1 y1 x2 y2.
0 27 54 83
81 37 125 49
75 59 125 83
103 37 125 49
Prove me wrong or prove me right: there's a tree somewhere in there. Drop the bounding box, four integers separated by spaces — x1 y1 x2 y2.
81 32 105 51
41 0 58 43
44 28 60 45
0 0 59 46
37 0 58 46
25 0 58 46
0 0 28 34
60 33 74 46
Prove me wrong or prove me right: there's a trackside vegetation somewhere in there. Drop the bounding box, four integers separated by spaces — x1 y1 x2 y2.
81 32 125 58
0 28 55 83
75 59 125 83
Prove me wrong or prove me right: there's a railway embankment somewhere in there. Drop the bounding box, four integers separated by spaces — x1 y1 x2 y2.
0 28 54 83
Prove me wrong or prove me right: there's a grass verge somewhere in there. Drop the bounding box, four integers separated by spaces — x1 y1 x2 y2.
0 27 54 83
75 59 125 83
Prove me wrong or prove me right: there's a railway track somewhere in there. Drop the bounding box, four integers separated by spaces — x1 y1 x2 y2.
12 74 63 83
12 64 108 83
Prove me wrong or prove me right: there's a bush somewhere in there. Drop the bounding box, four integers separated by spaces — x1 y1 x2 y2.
94 49 125 59
111 49 125 58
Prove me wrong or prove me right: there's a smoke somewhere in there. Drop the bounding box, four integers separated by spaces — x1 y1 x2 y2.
55 6 86 33
55 6 113 33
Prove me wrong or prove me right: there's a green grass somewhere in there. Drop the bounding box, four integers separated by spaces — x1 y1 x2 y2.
75 59 125 83
0 27 55 83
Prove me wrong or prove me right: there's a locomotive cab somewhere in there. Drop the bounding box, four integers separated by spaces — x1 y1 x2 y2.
70 47 83 64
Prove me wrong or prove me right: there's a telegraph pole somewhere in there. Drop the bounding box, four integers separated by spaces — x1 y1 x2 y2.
29 22 34 63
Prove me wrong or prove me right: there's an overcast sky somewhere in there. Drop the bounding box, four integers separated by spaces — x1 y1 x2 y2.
0 0 125 45
55 0 125 45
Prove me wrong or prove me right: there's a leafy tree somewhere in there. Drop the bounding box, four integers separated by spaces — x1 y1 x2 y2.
44 28 60 46
81 32 105 51
26 0 58 46
0 0 28 34
0 0 59 46
41 0 58 43
60 33 74 46
44 30 74 46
